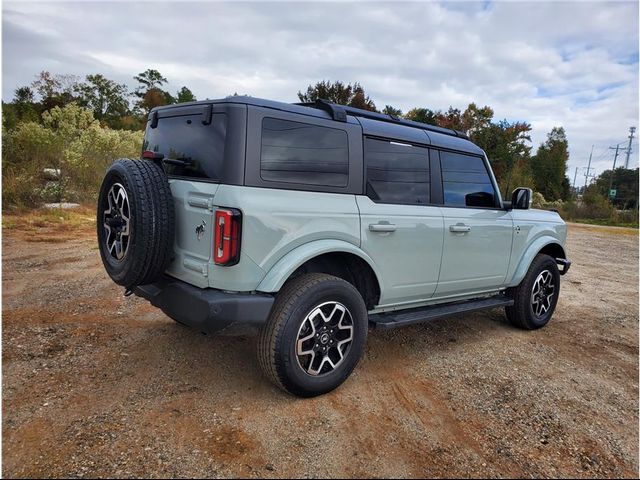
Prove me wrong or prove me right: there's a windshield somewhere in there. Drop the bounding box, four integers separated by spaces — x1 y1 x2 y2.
142 112 227 181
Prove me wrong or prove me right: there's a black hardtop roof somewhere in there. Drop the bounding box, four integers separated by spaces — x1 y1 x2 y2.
150 96 485 156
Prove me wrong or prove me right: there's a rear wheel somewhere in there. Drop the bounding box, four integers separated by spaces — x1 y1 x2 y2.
506 254 560 329
258 273 368 397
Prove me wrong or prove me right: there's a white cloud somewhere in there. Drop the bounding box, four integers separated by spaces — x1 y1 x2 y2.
2 0 638 177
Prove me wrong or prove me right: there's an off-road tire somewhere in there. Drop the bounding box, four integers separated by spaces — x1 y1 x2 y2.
506 254 560 330
97 158 175 288
258 273 368 397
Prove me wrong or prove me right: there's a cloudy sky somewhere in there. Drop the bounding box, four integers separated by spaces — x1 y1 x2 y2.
3 1 639 181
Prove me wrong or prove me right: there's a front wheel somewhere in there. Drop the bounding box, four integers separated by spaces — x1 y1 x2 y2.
506 254 560 330
258 273 368 397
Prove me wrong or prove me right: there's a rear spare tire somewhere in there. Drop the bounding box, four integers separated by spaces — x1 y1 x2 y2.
97 158 175 288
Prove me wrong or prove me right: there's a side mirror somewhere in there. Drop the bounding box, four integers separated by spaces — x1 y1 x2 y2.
511 187 532 210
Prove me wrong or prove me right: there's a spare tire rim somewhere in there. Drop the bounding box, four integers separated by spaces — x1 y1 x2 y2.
295 301 354 376
531 269 555 318
103 183 131 261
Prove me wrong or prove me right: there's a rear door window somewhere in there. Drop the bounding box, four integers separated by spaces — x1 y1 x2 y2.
364 138 430 205
440 151 497 208
143 112 227 180
260 117 349 187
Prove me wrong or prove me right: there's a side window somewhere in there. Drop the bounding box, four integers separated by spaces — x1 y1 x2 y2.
440 151 497 208
364 138 430 205
260 117 349 187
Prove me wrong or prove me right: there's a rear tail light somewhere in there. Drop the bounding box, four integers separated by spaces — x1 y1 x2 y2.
142 150 163 160
214 208 242 266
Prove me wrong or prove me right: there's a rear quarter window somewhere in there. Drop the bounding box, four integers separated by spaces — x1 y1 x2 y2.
260 117 349 187
143 113 227 181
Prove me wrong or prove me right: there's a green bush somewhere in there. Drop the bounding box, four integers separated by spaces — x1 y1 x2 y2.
532 192 562 211
557 197 613 222
581 187 615 219
64 122 143 201
2 103 142 210
532 192 547 208
530 188 636 227
611 209 639 227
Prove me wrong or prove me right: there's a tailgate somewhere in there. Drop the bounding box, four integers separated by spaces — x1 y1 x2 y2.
165 179 219 288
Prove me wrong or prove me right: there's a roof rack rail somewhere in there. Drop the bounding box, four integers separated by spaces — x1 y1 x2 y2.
296 99 347 122
295 99 468 139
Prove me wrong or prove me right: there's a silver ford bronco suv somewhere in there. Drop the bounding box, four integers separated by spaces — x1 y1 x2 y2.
97 96 571 397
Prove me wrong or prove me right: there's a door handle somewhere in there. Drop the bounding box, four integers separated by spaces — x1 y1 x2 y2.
369 223 397 233
449 224 471 233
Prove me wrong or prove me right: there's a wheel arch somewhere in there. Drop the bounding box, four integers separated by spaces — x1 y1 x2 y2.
509 237 567 287
256 240 383 310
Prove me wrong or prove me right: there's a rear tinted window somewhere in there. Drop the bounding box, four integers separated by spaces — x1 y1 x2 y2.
440 151 496 207
260 118 349 187
364 138 430 205
143 113 226 180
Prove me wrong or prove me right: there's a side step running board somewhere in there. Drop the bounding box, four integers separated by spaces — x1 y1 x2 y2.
369 295 514 330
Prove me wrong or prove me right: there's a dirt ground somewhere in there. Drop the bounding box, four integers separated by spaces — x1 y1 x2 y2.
2 211 639 478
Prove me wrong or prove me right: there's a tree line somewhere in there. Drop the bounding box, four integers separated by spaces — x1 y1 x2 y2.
2 74 636 215
3 69 196 131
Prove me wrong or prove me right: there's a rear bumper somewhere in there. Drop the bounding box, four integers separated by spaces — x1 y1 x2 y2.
134 276 274 335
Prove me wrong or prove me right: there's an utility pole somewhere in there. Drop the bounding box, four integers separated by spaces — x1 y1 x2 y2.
624 126 635 169
584 144 594 191
572 166 580 196
608 144 627 198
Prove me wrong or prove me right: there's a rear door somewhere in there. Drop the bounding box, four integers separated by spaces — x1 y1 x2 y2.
357 137 444 307
434 150 513 297
142 103 246 287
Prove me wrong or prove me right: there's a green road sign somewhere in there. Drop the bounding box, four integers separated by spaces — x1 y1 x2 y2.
609 189 617 198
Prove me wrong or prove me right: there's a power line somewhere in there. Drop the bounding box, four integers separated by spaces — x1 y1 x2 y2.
580 130 637 192
591 146 611 163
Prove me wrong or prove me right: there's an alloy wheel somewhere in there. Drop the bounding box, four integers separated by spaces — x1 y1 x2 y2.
531 269 555 318
103 183 131 261
295 301 354 376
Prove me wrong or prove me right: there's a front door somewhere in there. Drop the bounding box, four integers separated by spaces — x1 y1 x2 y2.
434 150 513 297
436 208 513 296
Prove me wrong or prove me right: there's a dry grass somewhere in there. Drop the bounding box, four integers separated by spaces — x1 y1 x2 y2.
567 222 639 236
2 205 96 240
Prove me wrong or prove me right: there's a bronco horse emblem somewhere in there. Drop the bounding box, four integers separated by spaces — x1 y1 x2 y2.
195 220 206 241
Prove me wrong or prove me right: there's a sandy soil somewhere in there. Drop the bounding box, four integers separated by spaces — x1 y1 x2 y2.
2 216 638 478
